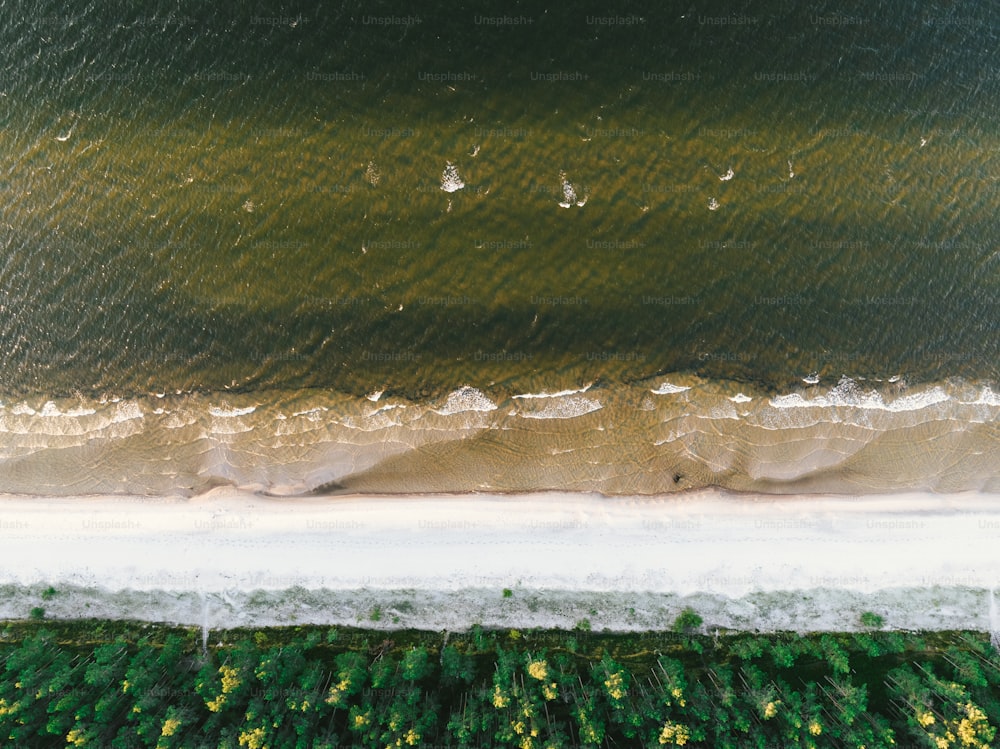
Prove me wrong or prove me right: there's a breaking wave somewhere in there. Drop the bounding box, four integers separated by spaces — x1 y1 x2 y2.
1 374 999 497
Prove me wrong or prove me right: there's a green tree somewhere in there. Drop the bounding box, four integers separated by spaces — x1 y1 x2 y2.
853 632 885 659
446 687 493 746
369 651 398 690
942 644 989 688
440 644 477 686
818 634 851 676
860 611 884 628
703 665 744 731
23 639 81 744
324 650 369 709
347 701 378 745
400 646 432 682
887 663 996 749
766 636 798 669
819 675 893 747
672 607 703 634
150 703 195 749
234 642 317 749
119 635 191 746
572 687 606 747
195 637 259 745
729 635 765 662
45 638 130 744
878 631 908 655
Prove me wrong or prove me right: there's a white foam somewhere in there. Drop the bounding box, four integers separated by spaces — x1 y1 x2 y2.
39 401 62 417
729 393 752 403
111 401 144 423
292 407 320 417
208 405 256 418
434 386 497 415
651 382 691 394
440 162 465 193
708 402 740 421
973 387 1000 406
519 396 602 420
558 171 587 208
770 380 953 413
884 387 950 412
28 401 96 418
66 406 97 417
366 390 384 402
292 407 326 418
513 384 593 399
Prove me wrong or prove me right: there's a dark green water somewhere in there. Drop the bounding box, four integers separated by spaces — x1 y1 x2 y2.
2 0 999 495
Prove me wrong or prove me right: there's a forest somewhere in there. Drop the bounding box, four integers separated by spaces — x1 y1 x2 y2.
1 613 998 748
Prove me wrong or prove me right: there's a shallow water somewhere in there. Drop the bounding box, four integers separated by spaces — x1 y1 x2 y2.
3 376 998 495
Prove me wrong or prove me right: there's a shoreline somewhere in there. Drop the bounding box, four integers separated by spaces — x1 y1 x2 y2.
2 488 999 633
3 376 1000 497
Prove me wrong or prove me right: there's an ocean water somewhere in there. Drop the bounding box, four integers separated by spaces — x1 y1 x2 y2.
2 0 999 495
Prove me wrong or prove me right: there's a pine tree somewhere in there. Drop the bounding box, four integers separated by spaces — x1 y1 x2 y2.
119 636 191 746
767 636 798 669
446 689 493 747
572 679 606 747
399 646 432 682
440 644 477 686
887 662 997 749
818 635 851 676
9 634 79 744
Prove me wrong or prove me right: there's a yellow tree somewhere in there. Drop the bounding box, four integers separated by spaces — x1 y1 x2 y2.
888 664 996 749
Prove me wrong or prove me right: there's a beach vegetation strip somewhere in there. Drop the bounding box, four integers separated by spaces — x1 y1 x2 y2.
1 620 997 747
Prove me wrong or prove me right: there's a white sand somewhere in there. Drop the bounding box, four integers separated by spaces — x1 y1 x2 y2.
1 489 999 633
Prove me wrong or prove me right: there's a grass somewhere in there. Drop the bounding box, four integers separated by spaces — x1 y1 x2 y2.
672 607 703 634
861 611 885 628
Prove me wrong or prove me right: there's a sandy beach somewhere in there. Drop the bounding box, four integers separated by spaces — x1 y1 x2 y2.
1 489 998 634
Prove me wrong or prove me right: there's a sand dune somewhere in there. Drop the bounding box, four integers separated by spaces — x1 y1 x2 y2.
1 488 998 633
